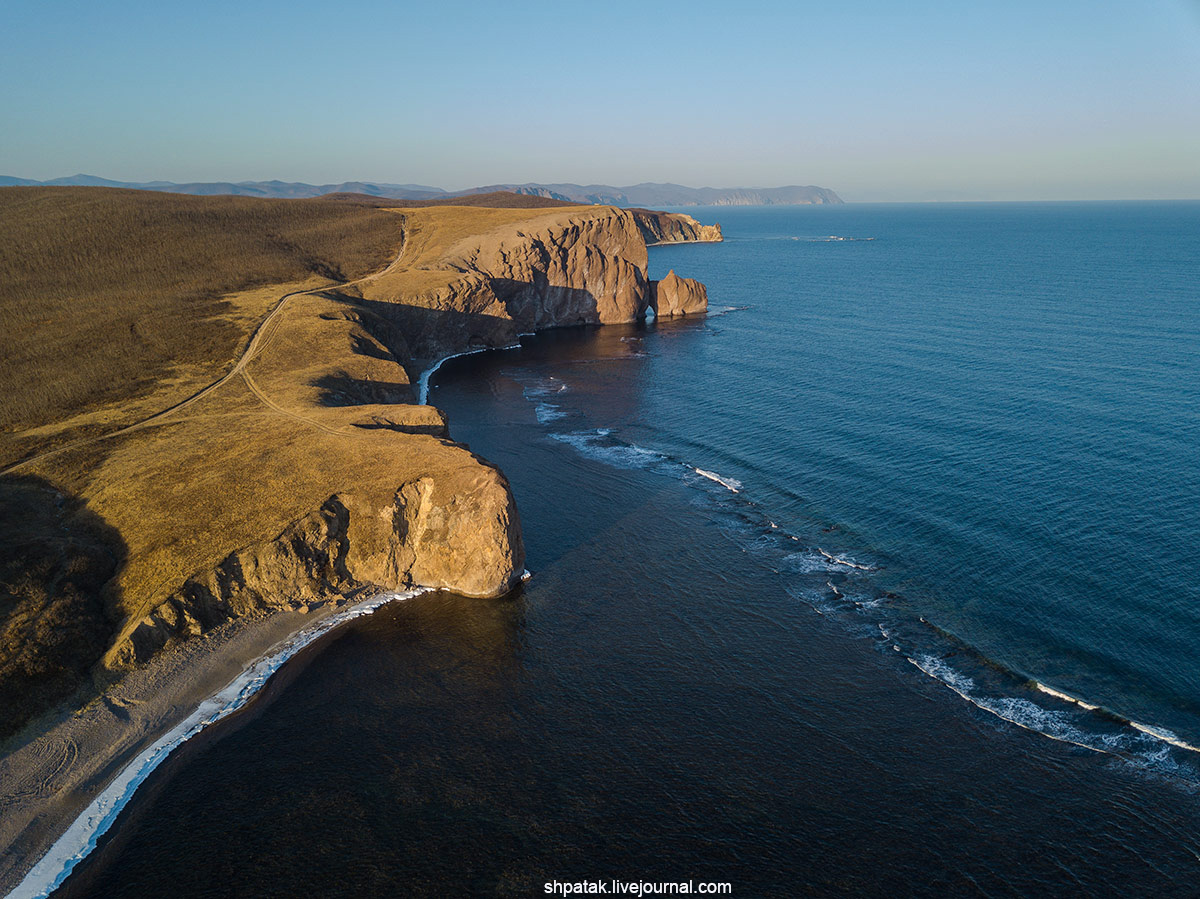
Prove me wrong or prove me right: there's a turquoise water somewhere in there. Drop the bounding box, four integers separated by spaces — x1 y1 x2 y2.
55 202 1200 896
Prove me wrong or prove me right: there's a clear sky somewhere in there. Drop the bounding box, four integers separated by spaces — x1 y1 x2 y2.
3 0 1198 201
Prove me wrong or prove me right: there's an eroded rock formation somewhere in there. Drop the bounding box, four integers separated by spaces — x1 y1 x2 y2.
356 205 717 368
631 209 724 245
111 464 523 666
17 202 715 683
650 270 709 317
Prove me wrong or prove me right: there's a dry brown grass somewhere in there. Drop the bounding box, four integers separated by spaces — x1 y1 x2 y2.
0 187 404 442
0 196 593 738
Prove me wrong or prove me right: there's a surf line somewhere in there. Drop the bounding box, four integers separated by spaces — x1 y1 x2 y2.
817 548 874 571
693 468 741 493
10 588 430 899
416 338 528 406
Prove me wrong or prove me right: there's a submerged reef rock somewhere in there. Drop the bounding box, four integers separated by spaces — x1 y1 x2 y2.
650 270 709 317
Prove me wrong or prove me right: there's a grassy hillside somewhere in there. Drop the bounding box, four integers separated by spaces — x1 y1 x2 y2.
0 188 582 740
0 187 405 451
0 186 403 736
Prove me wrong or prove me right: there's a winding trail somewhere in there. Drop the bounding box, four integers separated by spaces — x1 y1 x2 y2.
2 223 412 476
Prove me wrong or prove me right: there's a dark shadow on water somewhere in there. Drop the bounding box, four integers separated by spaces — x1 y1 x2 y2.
52 587 527 899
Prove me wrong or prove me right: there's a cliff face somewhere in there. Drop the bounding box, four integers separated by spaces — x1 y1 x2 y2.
446 206 652 330
357 207 639 365
631 210 723 245
112 463 523 667
11 202 713 687
650 270 708 317
109 203 719 668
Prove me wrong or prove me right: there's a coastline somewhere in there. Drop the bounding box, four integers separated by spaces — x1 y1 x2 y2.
0 206 719 898
643 237 723 248
0 312 667 899
0 588 427 898
416 345 522 406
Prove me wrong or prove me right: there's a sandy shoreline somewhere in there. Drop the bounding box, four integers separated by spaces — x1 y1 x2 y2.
0 591 403 897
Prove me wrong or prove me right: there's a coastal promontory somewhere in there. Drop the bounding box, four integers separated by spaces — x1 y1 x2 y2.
0 186 717 891
1 189 716 714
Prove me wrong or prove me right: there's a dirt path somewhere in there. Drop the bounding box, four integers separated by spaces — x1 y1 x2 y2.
1 222 411 477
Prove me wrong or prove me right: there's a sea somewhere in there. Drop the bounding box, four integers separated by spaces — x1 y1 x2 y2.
47 202 1200 897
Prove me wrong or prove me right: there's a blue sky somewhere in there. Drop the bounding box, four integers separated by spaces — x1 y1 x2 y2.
2 0 1198 200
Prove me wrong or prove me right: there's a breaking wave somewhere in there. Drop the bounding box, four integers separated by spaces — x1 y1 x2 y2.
503 344 1200 788
693 468 742 493
910 653 1200 776
541 420 1199 784
535 403 567 423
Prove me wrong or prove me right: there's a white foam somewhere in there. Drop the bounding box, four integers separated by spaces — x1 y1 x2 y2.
417 342 524 404
521 377 567 399
817 548 875 571
417 349 489 405
781 551 839 574
911 656 1102 753
1035 682 1100 711
535 403 567 423
1034 685 1199 753
706 305 751 318
1129 720 1200 754
693 468 742 493
9 589 427 899
910 653 978 696
912 655 1200 767
549 431 665 470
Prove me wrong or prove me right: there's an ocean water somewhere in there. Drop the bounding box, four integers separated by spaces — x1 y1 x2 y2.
53 203 1200 896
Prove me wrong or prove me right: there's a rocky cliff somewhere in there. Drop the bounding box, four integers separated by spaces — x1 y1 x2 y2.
0 197 723 895
354 205 712 367
631 209 724 245
4 201 714 697
100 203 714 670
113 464 522 667
650 270 709 317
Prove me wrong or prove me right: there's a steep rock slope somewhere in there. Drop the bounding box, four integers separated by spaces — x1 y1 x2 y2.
5 200 716 710
650 270 709 317
352 204 717 371
99 203 717 669
631 209 724 245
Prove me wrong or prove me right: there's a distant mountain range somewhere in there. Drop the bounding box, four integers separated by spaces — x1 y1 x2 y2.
0 175 842 206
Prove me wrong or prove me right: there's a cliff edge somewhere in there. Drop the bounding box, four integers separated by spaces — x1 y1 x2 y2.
347 204 713 370
1 195 717 721
0 191 718 895
631 209 724 245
